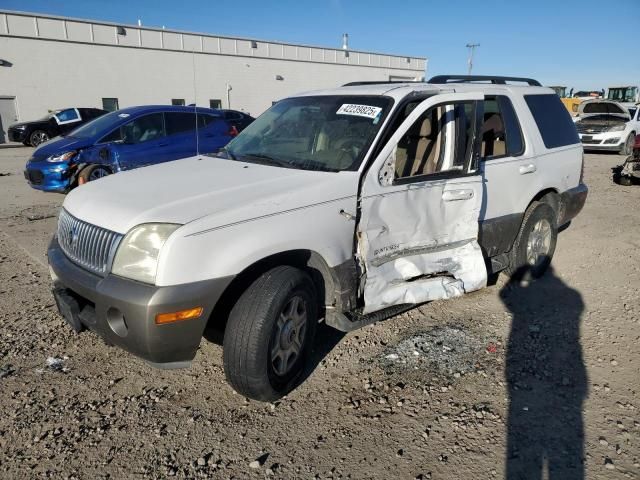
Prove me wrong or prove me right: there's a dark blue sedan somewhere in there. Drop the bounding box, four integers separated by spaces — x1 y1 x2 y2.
24 105 238 192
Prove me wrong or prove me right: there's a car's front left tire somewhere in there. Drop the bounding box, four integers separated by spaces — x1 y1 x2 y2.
78 165 111 185
223 266 318 401
29 130 49 147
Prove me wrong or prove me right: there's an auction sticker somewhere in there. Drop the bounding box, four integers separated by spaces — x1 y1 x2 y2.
337 104 382 119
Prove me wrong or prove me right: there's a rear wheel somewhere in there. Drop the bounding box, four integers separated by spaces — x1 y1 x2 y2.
507 202 557 281
29 130 49 147
621 133 635 156
223 266 318 401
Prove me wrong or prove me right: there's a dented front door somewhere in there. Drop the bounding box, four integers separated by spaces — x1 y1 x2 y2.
358 92 487 314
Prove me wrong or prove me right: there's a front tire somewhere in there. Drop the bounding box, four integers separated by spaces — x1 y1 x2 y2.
223 266 318 401
78 165 111 185
621 133 635 156
29 130 49 147
507 202 558 281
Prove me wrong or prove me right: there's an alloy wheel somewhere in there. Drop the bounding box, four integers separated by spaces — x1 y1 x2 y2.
270 295 307 377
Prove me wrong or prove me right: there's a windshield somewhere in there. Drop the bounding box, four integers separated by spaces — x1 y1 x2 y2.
67 111 123 139
219 95 393 171
608 87 638 102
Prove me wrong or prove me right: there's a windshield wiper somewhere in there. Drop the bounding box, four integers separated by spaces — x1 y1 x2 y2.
239 153 293 168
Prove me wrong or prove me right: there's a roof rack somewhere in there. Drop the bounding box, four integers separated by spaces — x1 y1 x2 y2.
342 80 423 87
428 75 542 87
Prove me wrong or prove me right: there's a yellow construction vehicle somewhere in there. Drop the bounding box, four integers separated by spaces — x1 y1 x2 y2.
550 86 582 116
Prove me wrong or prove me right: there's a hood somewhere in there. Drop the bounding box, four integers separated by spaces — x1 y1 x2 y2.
577 100 631 120
63 156 358 234
32 136 95 160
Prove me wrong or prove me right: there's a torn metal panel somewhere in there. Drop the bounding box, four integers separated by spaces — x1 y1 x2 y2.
357 177 487 314
361 239 486 313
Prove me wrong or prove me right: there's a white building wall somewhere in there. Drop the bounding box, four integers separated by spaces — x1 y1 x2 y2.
0 11 427 123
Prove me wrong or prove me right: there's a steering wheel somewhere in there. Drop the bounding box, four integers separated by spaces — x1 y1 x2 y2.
335 138 365 156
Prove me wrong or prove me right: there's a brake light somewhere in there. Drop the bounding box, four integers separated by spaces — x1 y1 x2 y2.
634 134 640 149
228 125 239 137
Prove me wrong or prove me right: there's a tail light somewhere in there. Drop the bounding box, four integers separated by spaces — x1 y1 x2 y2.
228 125 239 137
634 134 640 149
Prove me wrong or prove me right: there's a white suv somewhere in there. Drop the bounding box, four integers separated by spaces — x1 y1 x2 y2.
49 75 588 401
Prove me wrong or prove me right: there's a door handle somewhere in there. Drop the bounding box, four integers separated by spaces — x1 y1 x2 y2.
442 189 474 202
519 164 537 175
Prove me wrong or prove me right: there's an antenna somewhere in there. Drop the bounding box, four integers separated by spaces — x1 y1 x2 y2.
192 50 199 156
466 43 480 75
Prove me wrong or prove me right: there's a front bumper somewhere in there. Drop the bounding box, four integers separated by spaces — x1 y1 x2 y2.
24 160 72 192
579 133 624 151
8 128 27 143
48 236 234 367
559 183 588 226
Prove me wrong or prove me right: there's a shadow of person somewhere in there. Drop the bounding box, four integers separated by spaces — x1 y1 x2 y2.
501 266 587 480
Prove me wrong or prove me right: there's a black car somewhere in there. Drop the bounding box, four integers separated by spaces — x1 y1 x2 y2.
8 107 108 147
219 109 255 132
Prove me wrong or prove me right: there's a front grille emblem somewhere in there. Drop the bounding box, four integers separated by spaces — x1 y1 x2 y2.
68 226 78 248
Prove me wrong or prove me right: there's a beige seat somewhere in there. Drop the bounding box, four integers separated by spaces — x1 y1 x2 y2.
395 114 438 178
481 113 506 157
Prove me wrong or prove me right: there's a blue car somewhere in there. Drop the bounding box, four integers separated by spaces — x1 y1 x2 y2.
24 105 237 192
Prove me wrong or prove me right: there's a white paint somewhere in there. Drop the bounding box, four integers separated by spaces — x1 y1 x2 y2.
357 92 488 313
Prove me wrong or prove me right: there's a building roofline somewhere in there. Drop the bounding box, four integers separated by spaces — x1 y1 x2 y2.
0 9 428 62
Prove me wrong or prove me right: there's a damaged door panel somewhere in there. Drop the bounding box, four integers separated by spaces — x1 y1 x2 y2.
357 92 487 314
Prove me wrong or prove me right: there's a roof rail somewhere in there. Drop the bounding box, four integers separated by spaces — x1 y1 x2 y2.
428 75 542 87
342 80 423 87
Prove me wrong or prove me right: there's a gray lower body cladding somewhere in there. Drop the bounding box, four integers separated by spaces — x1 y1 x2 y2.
479 183 588 258
48 236 234 367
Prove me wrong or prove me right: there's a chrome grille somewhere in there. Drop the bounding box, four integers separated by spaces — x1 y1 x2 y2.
57 209 123 276
575 123 608 134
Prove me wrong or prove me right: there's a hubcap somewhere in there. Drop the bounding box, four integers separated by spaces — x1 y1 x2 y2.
33 132 48 145
88 168 108 181
270 295 307 377
526 218 552 268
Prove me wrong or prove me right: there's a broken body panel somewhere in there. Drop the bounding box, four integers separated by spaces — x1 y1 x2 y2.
357 92 487 313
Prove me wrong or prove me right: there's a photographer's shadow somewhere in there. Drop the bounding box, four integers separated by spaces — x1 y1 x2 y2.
500 267 587 480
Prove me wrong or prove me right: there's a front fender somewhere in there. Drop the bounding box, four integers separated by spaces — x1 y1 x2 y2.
155 197 358 286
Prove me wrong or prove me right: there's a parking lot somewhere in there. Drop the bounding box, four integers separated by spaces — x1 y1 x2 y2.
0 147 638 478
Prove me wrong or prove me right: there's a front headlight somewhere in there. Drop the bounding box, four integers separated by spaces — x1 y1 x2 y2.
111 223 181 284
607 124 626 132
46 151 78 163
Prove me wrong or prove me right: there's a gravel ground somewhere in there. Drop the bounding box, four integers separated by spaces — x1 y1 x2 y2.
0 147 638 479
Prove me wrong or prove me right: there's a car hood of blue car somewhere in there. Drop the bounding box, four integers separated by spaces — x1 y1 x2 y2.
31 136 95 161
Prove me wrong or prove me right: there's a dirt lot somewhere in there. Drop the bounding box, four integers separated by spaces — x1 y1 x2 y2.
0 147 638 479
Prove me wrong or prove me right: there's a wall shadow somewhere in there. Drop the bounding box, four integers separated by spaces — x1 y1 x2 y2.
500 266 587 480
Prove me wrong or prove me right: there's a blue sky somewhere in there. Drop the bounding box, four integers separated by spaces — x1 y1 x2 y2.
2 0 638 90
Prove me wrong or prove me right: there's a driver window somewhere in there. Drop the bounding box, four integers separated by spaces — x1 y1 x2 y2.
121 113 165 144
394 102 473 181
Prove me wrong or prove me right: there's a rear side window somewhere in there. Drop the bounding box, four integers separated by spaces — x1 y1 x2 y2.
481 96 524 159
165 112 196 135
524 94 579 149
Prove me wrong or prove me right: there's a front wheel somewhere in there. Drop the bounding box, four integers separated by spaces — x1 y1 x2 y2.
621 133 635 156
29 130 49 147
78 165 111 185
507 201 558 281
223 266 318 401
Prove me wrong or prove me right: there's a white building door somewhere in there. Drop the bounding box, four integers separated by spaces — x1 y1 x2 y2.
0 97 18 144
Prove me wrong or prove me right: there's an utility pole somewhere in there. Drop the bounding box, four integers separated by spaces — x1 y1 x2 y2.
466 43 480 75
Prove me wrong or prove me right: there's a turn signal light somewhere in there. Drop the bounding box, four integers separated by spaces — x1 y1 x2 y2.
155 306 203 325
